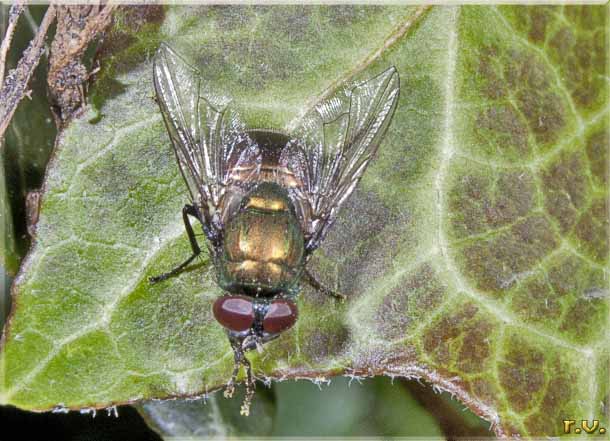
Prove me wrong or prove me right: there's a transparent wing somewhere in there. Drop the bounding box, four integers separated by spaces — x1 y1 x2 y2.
153 43 260 241
282 67 400 252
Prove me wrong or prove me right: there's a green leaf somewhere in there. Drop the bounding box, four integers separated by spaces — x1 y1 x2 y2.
1 6 607 438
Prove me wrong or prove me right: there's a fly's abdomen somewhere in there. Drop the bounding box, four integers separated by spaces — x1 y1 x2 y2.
217 184 305 294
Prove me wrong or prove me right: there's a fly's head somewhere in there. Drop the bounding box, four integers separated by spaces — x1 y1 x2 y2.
212 293 298 415
212 294 298 352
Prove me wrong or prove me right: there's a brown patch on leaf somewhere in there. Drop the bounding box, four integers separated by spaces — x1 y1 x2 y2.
502 52 566 146
512 275 562 323
574 198 609 263
498 335 546 414
460 215 557 295
322 188 410 300
523 361 577 436
212 5 256 31
375 263 447 340
323 189 401 258
300 326 349 364
549 26 575 58
549 15 607 110
475 104 530 156
564 5 606 29
376 288 411 341
422 302 484 369
323 5 371 26
476 45 565 154
558 283 608 344
449 169 535 239
545 254 607 342
423 310 468 366
470 376 503 410
542 151 589 232
351 342 420 371
546 254 583 297
267 5 313 43
477 45 507 100
457 318 493 374
571 33 606 108
528 8 549 44
449 173 492 237
586 128 609 187
516 87 564 147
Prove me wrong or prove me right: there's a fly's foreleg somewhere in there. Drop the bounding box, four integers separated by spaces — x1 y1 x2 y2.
240 356 255 416
224 343 242 399
304 268 346 302
149 204 202 284
225 341 256 416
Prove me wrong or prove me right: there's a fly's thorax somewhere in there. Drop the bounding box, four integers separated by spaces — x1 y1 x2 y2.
216 183 305 294
226 130 302 190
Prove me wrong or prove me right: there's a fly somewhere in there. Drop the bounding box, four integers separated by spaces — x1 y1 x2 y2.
150 43 400 415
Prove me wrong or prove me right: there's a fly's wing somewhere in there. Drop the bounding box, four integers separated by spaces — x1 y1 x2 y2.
153 43 260 243
282 67 400 252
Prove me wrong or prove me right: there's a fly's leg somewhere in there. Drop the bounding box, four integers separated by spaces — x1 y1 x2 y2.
149 204 202 283
224 344 242 399
240 356 255 416
149 253 198 283
225 341 256 416
304 268 346 302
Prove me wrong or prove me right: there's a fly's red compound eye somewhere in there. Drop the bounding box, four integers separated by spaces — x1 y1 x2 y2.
263 299 298 334
213 295 255 332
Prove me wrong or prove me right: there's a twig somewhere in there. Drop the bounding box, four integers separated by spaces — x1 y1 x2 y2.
0 5 56 141
0 4 25 86
48 4 117 122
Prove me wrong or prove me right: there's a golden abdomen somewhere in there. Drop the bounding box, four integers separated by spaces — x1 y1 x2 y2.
217 183 305 294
